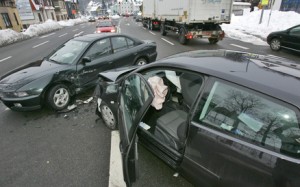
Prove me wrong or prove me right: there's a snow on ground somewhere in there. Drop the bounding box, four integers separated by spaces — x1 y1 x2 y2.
0 10 299 47
221 8 300 45
0 17 87 47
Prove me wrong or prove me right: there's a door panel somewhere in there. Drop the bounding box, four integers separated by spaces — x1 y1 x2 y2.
77 38 114 87
118 73 154 186
181 78 300 187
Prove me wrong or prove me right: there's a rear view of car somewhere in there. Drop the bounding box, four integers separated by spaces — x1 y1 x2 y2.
96 21 117 33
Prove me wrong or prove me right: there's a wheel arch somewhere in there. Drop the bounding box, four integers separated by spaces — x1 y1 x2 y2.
41 80 75 104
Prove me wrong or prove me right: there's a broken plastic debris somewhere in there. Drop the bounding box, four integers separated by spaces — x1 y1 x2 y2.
83 97 93 104
46 161 50 164
173 173 179 177
76 100 83 105
64 114 68 118
67 104 77 111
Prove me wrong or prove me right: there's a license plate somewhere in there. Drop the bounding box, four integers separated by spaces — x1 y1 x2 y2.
202 31 212 36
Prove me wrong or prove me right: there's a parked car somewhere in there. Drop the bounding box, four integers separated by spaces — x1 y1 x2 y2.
0 34 157 111
96 20 117 33
95 50 300 187
267 24 300 52
88 16 96 22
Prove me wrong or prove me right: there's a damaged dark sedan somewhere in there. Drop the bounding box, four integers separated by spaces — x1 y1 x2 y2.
0 34 157 111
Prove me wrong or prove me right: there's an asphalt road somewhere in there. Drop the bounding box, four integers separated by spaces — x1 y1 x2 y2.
0 17 300 187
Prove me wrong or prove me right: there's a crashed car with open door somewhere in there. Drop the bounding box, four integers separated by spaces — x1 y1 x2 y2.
95 50 300 187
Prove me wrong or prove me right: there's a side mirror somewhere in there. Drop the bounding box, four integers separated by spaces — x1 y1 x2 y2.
82 56 91 64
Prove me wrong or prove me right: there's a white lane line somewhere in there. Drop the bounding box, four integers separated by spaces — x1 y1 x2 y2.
74 31 84 37
39 33 55 39
109 131 126 187
72 29 79 32
81 26 85 28
161 38 175 46
149 31 156 35
59 33 68 37
0 56 12 62
32 41 49 48
230 44 249 50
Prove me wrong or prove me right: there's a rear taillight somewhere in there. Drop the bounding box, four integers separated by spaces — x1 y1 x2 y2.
153 21 158 25
186 33 193 39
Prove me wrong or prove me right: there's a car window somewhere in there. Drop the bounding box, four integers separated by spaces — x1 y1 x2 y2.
97 21 113 27
289 26 300 36
126 38 134 48
111 37 128 53
84 38 112 60
120 74 152 140
48 40 88 64
193 80 300 158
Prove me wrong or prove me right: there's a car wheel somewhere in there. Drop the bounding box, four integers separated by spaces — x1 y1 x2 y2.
149 21 153 30
135 58 148 65
161 24 167 36
208 38 219 44
179 28 188 45
99 101 117 130
270 38 281 51
47 84 70 111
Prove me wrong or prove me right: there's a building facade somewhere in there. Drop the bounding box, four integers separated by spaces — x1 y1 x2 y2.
0 0 23 31
53 0 68 21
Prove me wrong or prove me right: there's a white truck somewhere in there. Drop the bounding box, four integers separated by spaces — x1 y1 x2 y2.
142 0 233 44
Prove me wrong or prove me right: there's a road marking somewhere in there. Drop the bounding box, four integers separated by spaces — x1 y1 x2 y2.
32 41 49 48
0 56 12 62
149 31 156 35
59 33 68 37
230 44 249 50
161 38 175 45
81 26 85 28
39 33 55 39
109 131 126 187
74 31 84 37
72 29 79 32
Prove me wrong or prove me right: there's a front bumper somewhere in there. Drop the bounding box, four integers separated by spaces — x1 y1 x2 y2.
0 94 42 111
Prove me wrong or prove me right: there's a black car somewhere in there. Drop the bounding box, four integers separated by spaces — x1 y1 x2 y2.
88 16 96 22
95 50 300 187
267 24 300 52
0 34 157 111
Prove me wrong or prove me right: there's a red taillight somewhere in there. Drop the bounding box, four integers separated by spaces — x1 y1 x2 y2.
220 31 225 39
153 21 158 25
186 33 193 39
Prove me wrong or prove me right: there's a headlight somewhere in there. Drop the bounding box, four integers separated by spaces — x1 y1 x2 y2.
111 29 116 33
13 91 29 97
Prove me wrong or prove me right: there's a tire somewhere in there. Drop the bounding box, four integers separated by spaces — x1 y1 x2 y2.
149 21 153 30
47 84 70 111
270 38 281 51
135 58 148 65
208 38 219 44
179 28 188 45
160 24 166 36
98 101 117 130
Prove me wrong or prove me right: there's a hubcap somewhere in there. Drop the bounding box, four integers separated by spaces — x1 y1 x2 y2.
101 105 115 128
137 59 147 65
53 88 69 107
271 39 280 50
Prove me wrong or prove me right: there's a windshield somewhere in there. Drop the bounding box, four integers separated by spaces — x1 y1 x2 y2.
97 21 113 27
48 40 89 64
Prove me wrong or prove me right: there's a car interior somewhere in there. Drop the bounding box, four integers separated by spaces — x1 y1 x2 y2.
138 69 203 153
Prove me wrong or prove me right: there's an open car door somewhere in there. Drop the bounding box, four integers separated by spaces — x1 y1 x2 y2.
118 73 154 187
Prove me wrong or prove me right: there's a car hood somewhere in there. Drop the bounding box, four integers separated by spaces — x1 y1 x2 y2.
98 66 137 82
0 59 67 87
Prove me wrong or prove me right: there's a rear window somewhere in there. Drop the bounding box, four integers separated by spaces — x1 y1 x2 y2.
193 80 300 158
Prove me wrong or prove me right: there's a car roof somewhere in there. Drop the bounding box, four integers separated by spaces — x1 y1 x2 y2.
73 34 136 42
152 50 300 108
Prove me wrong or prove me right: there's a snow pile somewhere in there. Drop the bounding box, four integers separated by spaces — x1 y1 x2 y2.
0 29 29 46
24 19 62 37
221 9 300 45
0 18 87 47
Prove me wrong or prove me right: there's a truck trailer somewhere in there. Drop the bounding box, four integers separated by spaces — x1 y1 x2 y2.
142 0 233 44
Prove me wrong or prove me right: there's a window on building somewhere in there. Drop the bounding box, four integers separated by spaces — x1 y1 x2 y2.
38 13 43 22
13 13 19 25
1 13 12 28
